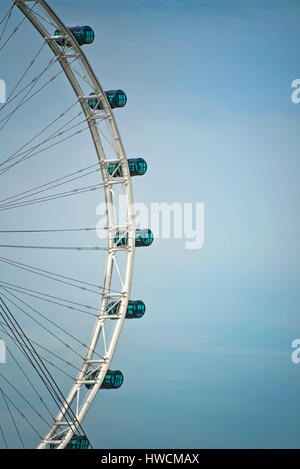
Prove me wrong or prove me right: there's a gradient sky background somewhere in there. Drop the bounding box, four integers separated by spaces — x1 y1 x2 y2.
1 0 300 449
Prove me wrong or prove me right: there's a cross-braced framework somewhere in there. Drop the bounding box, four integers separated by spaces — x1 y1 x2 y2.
0 0 151 449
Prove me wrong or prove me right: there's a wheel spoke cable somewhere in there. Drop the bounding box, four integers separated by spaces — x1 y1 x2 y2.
0 286 105 362
0 2 37 52
0 388 25 448
0 3 15 44
0 294 91 442
0 280 99 316
0 55 61 131
0 163 99 204
0 124 89 177
0 165 100 207
0 110 85 172
0 255 122 295
0 100 79 168
0 181 104 211
0 41 47 113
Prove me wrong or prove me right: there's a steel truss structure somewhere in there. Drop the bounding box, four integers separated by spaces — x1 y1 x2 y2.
11 0 136 449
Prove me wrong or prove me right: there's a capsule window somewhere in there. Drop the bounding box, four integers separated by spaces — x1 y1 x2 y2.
85 29 95 43
117 92 127 106
137 160 147 174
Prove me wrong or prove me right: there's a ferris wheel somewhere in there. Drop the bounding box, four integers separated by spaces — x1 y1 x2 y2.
0 0 153 449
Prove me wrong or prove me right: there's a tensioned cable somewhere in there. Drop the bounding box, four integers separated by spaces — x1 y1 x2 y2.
0 227 99 233
0 370 51 428
0 295 91 442
71 62 95 91
0 244 107 251
0 255 122 295
0 181 104 211
0 5 14 28
0 51 78 137
2 341 56 423
0 285 98 317
0 288 97 317
0 166 101 207
0 42 47 113
0 53 56 115
0 280 99 315
0 290 107 383
0 285 106 414
0 321 80 374
0 388 25 448
0 162 99 204
30 7 59 30
0 4 105 446
0 319 77 381
0 110 85 170
0 100 79 168
0 420 8 449
0 125 89 177
0 324 77 381
32 352 76 381
0 2 38 53
0 55 59 130
0 288 92 363
0 52 77 131
1 386 44 441
0 292 85 371
0 4 15 44
0 286 105 362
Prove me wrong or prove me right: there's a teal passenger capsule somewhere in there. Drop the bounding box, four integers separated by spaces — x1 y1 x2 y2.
54 25 95 47
114 229 154 247
105 90 127 108
101 369 124 389
85 369 124 390
108 158 147 177
107 300 146 319
50 435 89 449
88 90 127 110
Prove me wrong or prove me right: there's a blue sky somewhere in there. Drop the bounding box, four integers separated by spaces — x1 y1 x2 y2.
0 0 300 449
